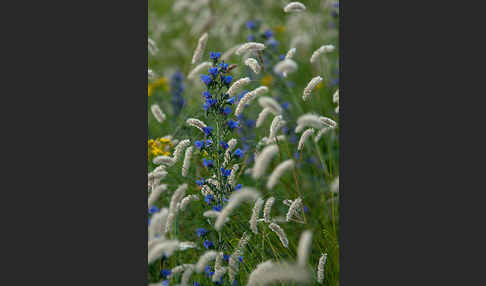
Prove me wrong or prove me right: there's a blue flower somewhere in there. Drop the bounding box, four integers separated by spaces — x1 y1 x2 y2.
232 280 238 286
203 240 214 249
238 256 243 262
218 62 229 73
196 178 205 186
267 38 279 48
200 74 212 86
203 158 214 168
205 266 214 277
194 283 200 286
148 206 159 214
206 97 216 107
246 20 256 30
235 184 242 190
203 103 210 111
221 168 231 177
220 141 229 150
213 204 222 212
279 54 286 61
208 67 219 78
204 97 216 110
247 35 255 41
223 254 230 262
264 29 273 38
282 102 290 110
196 228 207 237
160 269 172 278
223 106 232 116
162 280 169 286
227 96 236 105
221 75 233 86
205 139 213 147
304 205 310 213
203 126 213 135
202 91 212 99
227 119 239 129
205 194 214 204
195 140 204 149
234 148 244 158
210 51 221 61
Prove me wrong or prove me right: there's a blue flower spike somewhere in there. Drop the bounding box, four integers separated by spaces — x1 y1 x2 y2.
160 269 172 278
210 51 221 61
196 178 205 186
200 74 212 86
227 119 239 129
203 126 213 136
203 240 214 249
148 206 159 214
234 148 244 158
203 158 214 168
196 228 207 237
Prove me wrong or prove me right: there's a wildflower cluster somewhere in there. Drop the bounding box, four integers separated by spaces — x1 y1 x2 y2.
148 137 172 158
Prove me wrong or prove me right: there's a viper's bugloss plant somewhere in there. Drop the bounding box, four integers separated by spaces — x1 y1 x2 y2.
169 71 185 116
195 52 245 202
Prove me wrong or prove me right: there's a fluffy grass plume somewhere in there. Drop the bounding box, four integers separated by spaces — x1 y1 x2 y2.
268 222 289 248
195 250 218 272
247 261 311 286
302 76 324 101
267 159 295 190
227 77 251 96
317 253 328 284
250 198 264 234
151 104 166 123
244 57 261 74
297 230 313 266
191 32 208 64
263 197 275 223
235 86 269 116
298 128 315 151
235 42 265 55
310 45 336 64
215 188 261 231
284 2 307 13
252 144 279 179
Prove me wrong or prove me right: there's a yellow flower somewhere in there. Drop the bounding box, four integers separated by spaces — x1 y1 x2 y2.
261 75 274 86
315 81 325 90
273 25 286 34
148 77 169 96
148 137 173 158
